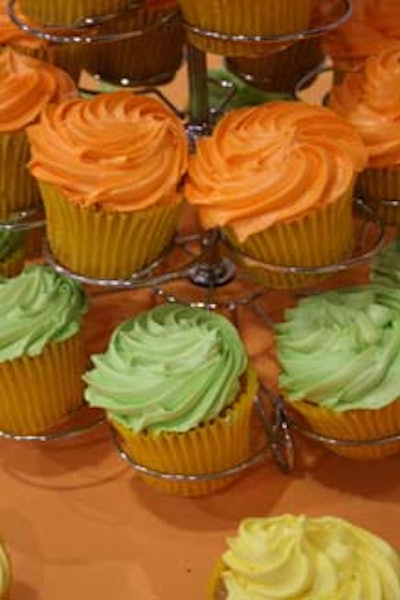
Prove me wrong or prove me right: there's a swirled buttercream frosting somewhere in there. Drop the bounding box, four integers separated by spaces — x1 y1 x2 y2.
27 90 188 211
0 47 76 132
220 514 400 599
276 285 400 411
84 304 248 433
330 47 400 167
185 101 367 242
0 264 87 362
371 239 400 287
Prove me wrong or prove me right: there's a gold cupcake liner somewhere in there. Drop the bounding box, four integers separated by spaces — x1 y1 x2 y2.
0 541 11 600
179 0 311 56
110 366 258 496
225 188 355 290
39 182 182 280
0 130 42 220
85 6 184 85
0 333 87 435
0 247 25 278
18 0 132 27
226 37 324 93
287 398 400 460
356 167 400 228
207 560 227 600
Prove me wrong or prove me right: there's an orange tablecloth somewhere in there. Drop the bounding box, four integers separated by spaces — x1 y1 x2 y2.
1 63 400 600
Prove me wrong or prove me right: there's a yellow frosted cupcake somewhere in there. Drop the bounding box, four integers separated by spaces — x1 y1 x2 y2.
28 90 187 281
0 539 11 600
207 514 400 599
330 46 400 226
85 0 184 86
185 101 367 290
178 0 312 57
84 304 258 496
0 48 76 220
0 264 88 435
275 285 400 459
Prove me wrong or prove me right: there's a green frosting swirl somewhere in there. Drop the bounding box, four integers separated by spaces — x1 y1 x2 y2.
276 285 400 411
0 264 87 362
84 304 248 434
222 514 400 600
371 239 400 288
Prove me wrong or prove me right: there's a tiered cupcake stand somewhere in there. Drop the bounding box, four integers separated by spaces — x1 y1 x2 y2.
2 0 400 505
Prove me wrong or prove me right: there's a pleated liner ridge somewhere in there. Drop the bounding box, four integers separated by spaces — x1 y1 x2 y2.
0 333 87 435
39 181 182 280
18 0 131 27
110 366 258 496
287 398 400 460
356 167 400 227
225 188 355 290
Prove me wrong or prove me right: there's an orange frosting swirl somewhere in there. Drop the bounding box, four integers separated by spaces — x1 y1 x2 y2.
185 101 367 242
0 48 76 132
28 91 188 211
330 47 400 167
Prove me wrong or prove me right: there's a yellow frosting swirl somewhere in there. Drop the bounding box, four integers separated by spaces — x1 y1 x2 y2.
330 46 400 167
27 90 188 211
185 101 367 242
221 514 400 599
0 47 76 132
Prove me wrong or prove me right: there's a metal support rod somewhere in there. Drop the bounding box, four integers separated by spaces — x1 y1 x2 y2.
186 44 210 129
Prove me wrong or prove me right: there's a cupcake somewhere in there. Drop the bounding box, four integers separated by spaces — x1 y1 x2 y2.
18 0 136 27
371 238 400 288
177 0 312 57
0 0 85 82
27 90 188 281
330 46 400 226
0 48 76 220
208 514 400 599
0 264 88 435
0 539 11 599
0 227 26 278
84 304 258 496
185 101 367 290
84 0 184 86
275 285 400 459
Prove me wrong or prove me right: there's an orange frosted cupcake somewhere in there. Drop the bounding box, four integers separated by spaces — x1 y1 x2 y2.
0 48 76 219
330 46 400 226
84 0 184 86
178 0 312 57
186 101 367 289
28 90 188 280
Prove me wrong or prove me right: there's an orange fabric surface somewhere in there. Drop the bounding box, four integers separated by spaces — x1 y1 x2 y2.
1 65 400 600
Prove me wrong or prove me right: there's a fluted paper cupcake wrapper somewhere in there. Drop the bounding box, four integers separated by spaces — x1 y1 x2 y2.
356 167 400 228
39 181 182 280
225 188 355 290
18 0 132 27
179 0 311 57
226 37 324 93
85 7 184 85
288 398 400 460
0 247 25 278
0 333 86 435
0 131 41 220
0 541 11 600
110 366 258 496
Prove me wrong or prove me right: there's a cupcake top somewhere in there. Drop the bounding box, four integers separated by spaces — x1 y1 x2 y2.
330 46 400 168
217 514 400 599
0 48 76 132
275 285 400 412
27 90 188 211
84 304 249 433
0 264 87 362
0 540 11 598
185 101 367 242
